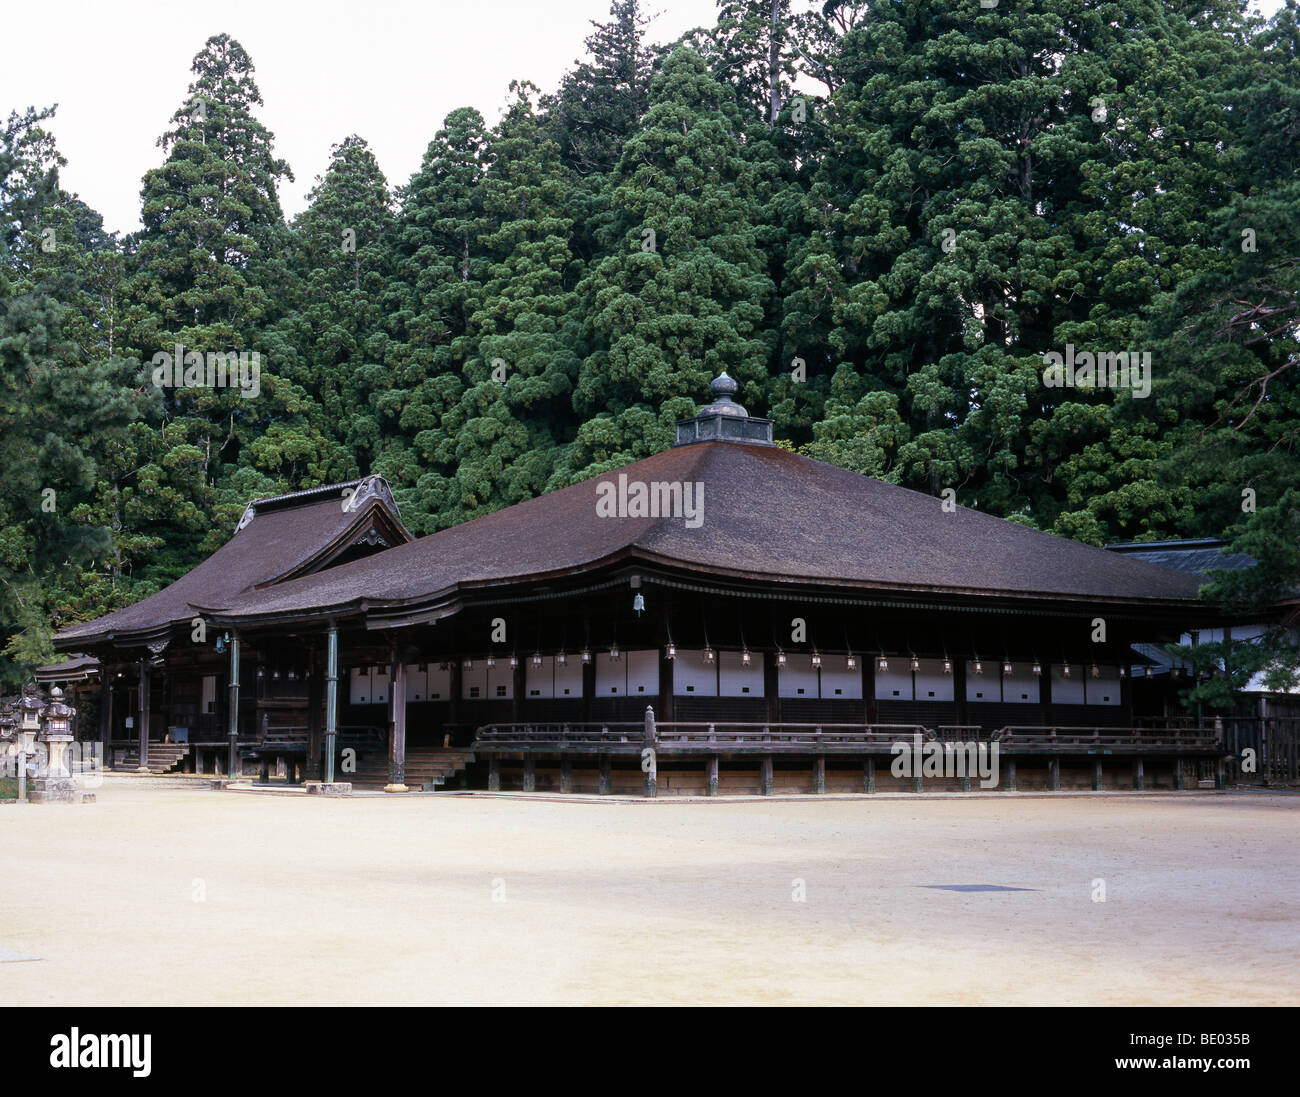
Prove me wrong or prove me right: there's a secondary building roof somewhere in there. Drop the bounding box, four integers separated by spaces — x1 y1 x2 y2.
1106 538 1256 575
55 477 410 647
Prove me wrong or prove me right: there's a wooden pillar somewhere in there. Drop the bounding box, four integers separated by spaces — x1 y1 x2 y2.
487 755 500 791
323 627 338 783
581 659 595 724
522 754 536 792
598 753 611 795
306 645 323 781
1215 756 1226 790
764 652 780 727
1120 645 1134 726
386 648 408 792
864 656 876 725
1093 759 1103 791
1172 758 1184 790
1041 662 1054 727
912 761 923 794
863 756 875 794
98 672 113 759
1048 757 1060 791
226 634 241 779
659 647 674 724
511 660 525 724
954 658 969 728
760 755 774 796
136 659 150 772
642 705 657 797
560 757 573 794
448 659 462 746
813 754 825 794
1133 756 1145 791
706 755 718 796
1004 758 1017 791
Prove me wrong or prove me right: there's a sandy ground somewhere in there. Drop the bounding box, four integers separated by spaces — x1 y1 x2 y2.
1 777 1296 1006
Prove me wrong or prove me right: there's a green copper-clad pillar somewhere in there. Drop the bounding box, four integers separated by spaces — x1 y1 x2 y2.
226 636 240 777
324 626 338 783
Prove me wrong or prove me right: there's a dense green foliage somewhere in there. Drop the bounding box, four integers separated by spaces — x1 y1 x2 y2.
2 3 1298 697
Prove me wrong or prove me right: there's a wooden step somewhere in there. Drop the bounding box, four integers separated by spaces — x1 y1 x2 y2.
346 749 474 789
113 744 191 774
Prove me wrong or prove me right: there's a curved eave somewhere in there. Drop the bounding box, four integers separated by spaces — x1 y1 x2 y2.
190 545 1216 634
53 621 177 654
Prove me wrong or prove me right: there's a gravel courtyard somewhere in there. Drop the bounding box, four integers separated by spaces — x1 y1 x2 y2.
2 778 1296 1006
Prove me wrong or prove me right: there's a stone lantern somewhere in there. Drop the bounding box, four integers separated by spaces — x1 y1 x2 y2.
33 686 78 803
17 686 44 754
0 703 16 793
7 688 43 803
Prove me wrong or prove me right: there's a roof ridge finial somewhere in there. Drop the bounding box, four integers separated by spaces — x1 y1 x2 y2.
702 370 746 417
673 369 774 447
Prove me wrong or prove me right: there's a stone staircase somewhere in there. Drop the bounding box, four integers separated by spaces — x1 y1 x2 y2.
346 748 475 791
112 743 191 774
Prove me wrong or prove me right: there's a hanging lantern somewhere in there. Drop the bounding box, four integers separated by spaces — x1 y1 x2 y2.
741 649 752 667
973 660 984 676
776 651 787 668
1144 665 1153 678
580 649 591 664
1090 663 1100 678
556 652 568 667
702 646 715 664
1001 660 1013 677
845 653 857 671
531 653 544 668
1031 661 1042 676
486 654 496 668
1118 665 1126 678
609 643 620 661
664 643 676 661
910 655 920 672
877 654 889 672
462 658 473 670
942 658 952 675
811 651 822 668
632 593 645 615
509 654 520 669
1062 664 1072 678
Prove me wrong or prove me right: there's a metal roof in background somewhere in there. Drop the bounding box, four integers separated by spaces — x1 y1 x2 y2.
1106 538 1256 576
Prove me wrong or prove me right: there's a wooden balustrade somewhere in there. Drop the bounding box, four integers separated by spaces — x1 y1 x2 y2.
471 719 1223 755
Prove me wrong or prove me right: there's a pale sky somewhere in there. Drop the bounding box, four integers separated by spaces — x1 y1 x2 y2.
2 0 1289 236
3 0 720 235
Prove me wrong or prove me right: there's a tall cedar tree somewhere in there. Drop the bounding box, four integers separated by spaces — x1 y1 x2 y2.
567 47 775 480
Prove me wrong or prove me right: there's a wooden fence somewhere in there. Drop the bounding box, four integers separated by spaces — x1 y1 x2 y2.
1219 717 1300 784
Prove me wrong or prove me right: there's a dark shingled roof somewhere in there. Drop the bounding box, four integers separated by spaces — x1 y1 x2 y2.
56 478 408 646
199 442 1204 624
